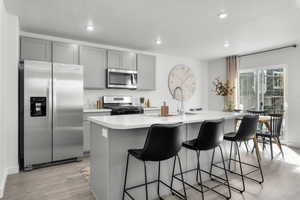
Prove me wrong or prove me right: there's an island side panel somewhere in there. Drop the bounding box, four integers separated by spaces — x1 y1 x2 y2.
90 123 110 200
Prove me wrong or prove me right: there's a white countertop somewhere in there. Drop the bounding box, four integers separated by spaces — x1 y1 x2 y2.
83 107 160 113
88 110 243 130
83 108 112 113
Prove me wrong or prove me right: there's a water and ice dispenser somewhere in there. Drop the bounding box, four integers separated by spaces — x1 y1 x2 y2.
30 97 47 117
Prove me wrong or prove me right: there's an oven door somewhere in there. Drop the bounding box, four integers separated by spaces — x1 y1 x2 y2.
107 69 137 89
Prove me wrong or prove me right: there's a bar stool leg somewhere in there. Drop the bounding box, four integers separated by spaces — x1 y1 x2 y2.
228 141 233 170
157 161 161 198
244 141 249 152
270 137 274 160
177 154 187 200
196 151 205 200
170 156 176 195
254 140 264 184
122 153 130 200
262 137 266 150
219 145 231 199
276 136 284 157
209 148 216 179
143 161 149 200
235 142 245 193
170 155 187 200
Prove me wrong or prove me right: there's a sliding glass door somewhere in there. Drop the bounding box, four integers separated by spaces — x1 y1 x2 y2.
239 66 286 113
239 70 258 110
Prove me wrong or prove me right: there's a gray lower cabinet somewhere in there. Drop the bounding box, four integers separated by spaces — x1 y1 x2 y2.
83 112 111 152
107 50 137 70
52 41 79 64
79 46 106 89
137 54 156 90
20 37 52 61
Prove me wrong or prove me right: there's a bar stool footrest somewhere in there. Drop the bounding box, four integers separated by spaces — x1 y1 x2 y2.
212 159 263 185
124 179 186 200
173 167 231 199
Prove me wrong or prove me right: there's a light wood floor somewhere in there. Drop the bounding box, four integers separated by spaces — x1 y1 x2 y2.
2 145 300 200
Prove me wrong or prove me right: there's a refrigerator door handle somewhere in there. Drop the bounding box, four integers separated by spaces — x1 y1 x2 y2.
47 78 53 160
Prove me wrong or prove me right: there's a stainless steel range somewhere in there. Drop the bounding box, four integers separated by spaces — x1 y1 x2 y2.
103 96 143 115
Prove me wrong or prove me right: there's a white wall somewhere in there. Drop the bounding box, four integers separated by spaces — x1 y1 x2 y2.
0 0 19 197
0 0 6 197
207 58 226 111
3 9 19 176
207 46 300 147
85 55 208 112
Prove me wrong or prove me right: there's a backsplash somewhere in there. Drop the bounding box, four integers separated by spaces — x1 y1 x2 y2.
84 90 155 109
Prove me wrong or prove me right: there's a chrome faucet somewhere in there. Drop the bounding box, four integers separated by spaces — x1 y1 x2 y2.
173 86 184 115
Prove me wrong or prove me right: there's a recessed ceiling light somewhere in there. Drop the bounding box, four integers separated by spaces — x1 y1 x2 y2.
218 12 228 19
224 41 230 48
86 25 95 32
155 38 162 45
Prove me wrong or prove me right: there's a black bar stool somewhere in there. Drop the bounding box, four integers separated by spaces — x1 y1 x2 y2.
122 123 187 200
172 119 231 200
214 115 264 193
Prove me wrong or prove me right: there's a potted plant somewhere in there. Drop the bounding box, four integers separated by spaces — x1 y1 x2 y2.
212 78 235 111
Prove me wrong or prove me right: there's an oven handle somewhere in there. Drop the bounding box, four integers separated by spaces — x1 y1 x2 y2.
108 68 137 74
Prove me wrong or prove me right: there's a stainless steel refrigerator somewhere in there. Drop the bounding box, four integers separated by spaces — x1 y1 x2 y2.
19 60 83 170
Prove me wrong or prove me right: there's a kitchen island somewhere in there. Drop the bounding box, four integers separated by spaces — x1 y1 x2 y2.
88 111 243 200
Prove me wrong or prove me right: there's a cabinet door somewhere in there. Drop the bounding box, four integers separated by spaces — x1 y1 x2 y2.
122 51 137 70
52 42 79 64
107 50 122 69
20 37 52 61
137 54 156 90
80 46 106 89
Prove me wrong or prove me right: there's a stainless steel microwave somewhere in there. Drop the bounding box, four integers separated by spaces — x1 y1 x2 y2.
107 68 138 89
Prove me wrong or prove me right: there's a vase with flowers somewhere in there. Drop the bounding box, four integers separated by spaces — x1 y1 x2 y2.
213 78 235 111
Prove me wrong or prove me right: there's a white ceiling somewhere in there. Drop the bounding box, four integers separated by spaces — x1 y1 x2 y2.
4 0 300 60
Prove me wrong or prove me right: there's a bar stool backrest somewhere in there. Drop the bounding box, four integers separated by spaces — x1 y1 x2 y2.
141 123 183 161
270 114 283 137
235 115 258 141
196 119 224 149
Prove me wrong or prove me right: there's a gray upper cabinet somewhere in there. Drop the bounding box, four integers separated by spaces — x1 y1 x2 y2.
107 50 136 70
79 46 107 89
137 54 156 90
107 50 122 69
20 37 52 61
122 51 137 70
52 42 79 64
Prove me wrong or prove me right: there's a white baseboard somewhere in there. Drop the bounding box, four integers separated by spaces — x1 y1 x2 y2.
6 166 19 175
282 140 300 149
0 170 8 199
0 165 19 198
